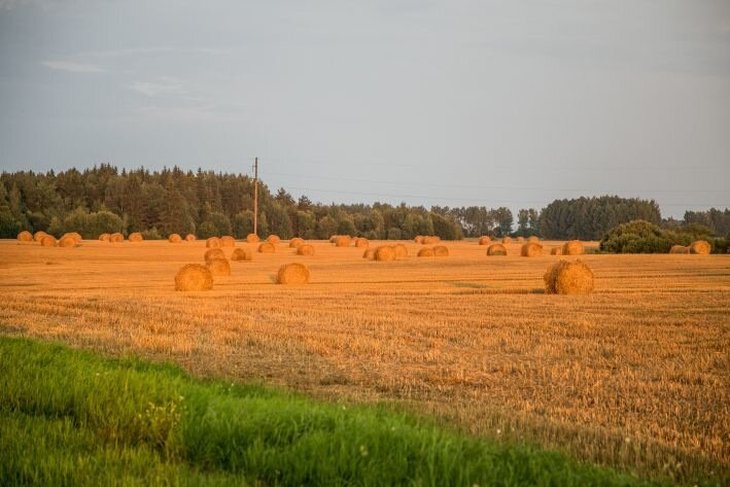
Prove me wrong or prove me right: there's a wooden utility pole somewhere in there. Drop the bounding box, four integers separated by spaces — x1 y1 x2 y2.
253 157 259 236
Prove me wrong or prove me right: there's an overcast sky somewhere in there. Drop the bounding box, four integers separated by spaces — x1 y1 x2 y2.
1 0 728 217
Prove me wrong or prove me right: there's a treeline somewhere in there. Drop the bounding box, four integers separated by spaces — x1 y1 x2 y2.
0 165 727 240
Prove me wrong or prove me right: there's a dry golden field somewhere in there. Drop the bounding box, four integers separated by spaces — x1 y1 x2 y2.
0 238 728 481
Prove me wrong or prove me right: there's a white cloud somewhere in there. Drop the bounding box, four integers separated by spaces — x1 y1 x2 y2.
129 78 187 97
42 60 104 73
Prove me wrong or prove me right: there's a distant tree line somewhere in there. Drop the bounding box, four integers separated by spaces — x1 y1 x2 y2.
0 165 727 241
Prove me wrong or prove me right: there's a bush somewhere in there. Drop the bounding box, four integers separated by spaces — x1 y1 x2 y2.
141 227 163 240
600 220 688 253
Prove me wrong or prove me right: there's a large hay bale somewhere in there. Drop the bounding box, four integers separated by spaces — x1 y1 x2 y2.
354 238 369 248
204 248 226 263
433 245 449 257
266 235 281 244
168 233 182 243
58 235 77 248
550 247 563 255
487 243 507 256
175 264 213 291
521 242 543 257
562 240 584 255
231 248 253 261
17 231 33 242
128 232 143 242
33 231 48 242
297 244 315 256
502 236 512 244
99 233 111 242
206 237 221 249
417 248 434 257
289 238 304 248
422 236 440 245
220 236 236 247
527 236 539 243
374 245 396 261
246 233 260 243
414 236 424 244
40 235 56 247
393 243 408 259
669 245 689 254
277 262 310 285
363 248 376 260
206 258 231 276
62 232 82 243
258 242 276 253
689 240 711 255
544 259 594 295
110 232 124 242
185 234 196 241
334 235 352 247
478 236 491 245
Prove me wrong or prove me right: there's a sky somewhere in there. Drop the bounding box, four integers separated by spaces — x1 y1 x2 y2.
0 0 728 218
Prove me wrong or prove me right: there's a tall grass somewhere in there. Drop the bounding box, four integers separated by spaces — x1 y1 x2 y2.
0 336 658 486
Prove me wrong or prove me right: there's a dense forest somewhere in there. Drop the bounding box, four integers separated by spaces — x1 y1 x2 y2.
0 165 728 241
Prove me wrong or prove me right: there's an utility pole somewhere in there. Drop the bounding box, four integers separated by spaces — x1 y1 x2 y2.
253 157 259 236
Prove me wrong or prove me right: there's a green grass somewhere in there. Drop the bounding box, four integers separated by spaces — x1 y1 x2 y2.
0 337 662 486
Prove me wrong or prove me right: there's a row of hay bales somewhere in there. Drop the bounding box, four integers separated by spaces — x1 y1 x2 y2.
17 230 83 247
328 235 370 248
669 241 711 255
478 235 540 245
415 235 441 244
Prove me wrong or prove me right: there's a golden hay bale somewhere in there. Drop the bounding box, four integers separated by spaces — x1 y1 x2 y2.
128 232 143 242
289 238 305 248
334 235 352 247
175 264 213 291
478 236 491 245
99 233 111 242
204 248 226 263
516 236 525 243
422 236 440 245
206 257 231 276
266 235 281 244
40 235 56 247
414 236 424 244
62 232 82 243
329 235 339 243
206 237 221 249
669 245 689 254
487 243 507 256
689 240 711 255
58 235 77 248
502 236 512 244
354 238 369 248
417 248 434 257
544 259 594 295
528 236 539 243
297 244 315 256
258 242 276 253
550 247 563 255
374 245 396 261
562 240 584 255
277 262 310 285
168 233 182 243
521 242 543 257
363 248 376 260
433 245 449 257
231 248 253 261
33 231 48 242
17 231 33 242
110 232 124 243
185 234 196 241
220 236 236 247
393 243 408 259
246 233 260 243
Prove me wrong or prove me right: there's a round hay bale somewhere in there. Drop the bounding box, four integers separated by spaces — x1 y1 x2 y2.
550 247 563 256
422 236 440 245
17 231 33 242
58 235 77 248
478 236 491 245
669 245 689 254
433 245 449 257
521 242 543 257
258 242 276 253
220 236 236 247
110 232 124 243
99 233 111 242
354 238 369 248
175 264 213 291
40 235 56 247
277 262 310 285
168 233 182 243
33 231 48 242
185 234 196 241
206 237 221 249
502 236 512 244
414 236 424 244
204 248 226 263
329 235 339 243
417 247 434 257
527 236 539 243
544 259 594 295
334 235 352 247
266 235 281 244
289 238 304 248
231 248 253 261
62 232 82 243
206 258 231 276
487 243 507 256
562 240 584 255
128 232 143 242
297 244 315 256
374 245 396 262
516 236 525 243
246 234 260 243
689 240 711 255
393 243 408 259
363 248 376 260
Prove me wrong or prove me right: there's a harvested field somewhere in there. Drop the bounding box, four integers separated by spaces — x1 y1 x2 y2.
0 238 727 483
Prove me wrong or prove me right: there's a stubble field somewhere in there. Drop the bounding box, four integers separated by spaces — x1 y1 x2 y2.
0 238 728 483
